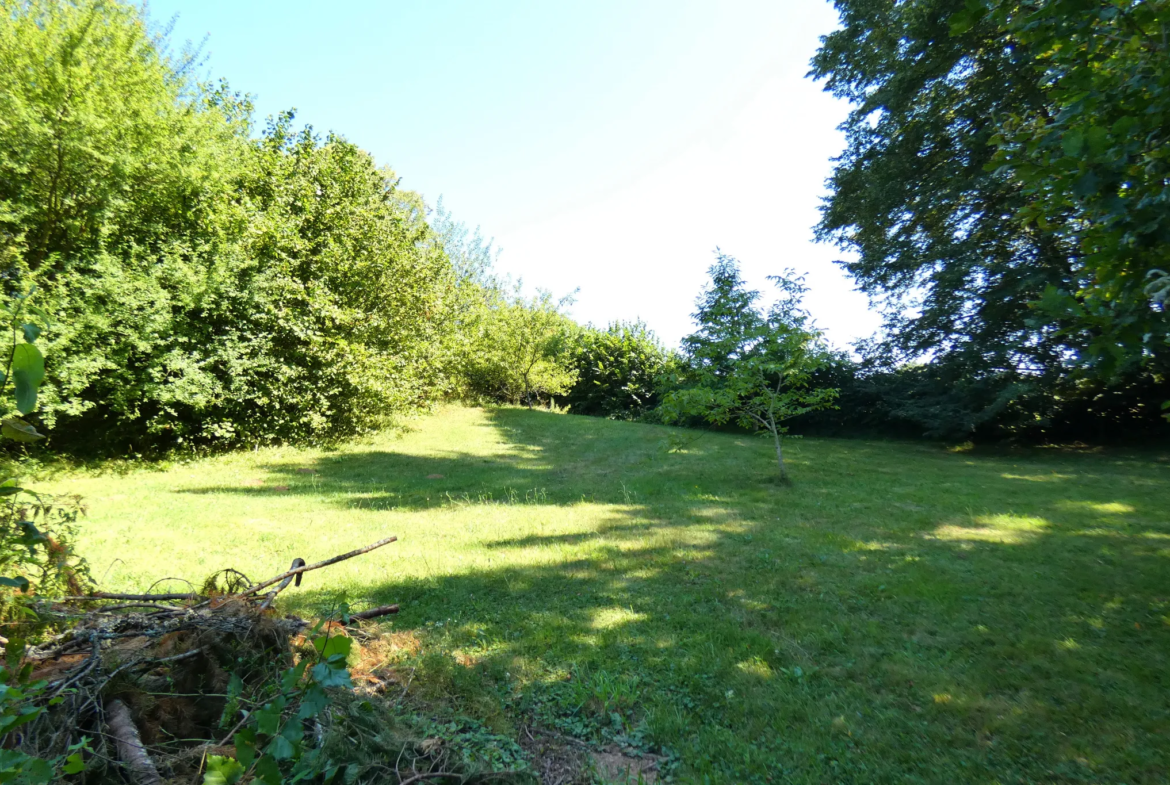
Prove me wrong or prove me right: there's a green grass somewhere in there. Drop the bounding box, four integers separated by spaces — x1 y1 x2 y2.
46 406 1170 783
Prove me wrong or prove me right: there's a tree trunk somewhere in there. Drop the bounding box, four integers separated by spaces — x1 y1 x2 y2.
770 426 787 481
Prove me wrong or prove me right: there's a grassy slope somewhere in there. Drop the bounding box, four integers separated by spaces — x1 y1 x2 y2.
50 406 1170 783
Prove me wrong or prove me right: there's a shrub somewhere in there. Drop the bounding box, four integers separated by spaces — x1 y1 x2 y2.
565 321 674 419
0 0 455 452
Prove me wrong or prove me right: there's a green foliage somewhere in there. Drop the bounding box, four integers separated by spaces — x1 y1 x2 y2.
811 0 1075 375
0 291 87 605
976 0 1170 374
0 0 455 453
0 641 92 782
208 621 355 785
797 349 1170 443
459 287 579 407
812 0 1169 434
565 321 675 419
662 253 838 479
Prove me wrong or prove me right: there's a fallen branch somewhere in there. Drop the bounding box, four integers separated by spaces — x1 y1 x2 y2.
60 592 204 603
93 603 186 613
107 699 163 785
228 536 397 602
348 604 400 623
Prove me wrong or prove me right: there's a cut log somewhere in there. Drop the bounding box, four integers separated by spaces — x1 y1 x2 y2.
107 699 162 785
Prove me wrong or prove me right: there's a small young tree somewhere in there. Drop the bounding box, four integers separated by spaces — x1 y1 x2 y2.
505 291 579 407
664 252 838 481
459 285 578 406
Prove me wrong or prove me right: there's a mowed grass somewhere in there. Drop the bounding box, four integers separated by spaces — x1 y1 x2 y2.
45 406 1170 783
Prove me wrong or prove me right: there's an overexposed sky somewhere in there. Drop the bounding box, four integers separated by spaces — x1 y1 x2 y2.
151 0 881 349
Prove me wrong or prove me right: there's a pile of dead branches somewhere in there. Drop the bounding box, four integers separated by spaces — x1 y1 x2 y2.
15 536 400 784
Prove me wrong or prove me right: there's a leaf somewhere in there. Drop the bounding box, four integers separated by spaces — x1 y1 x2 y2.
63 752 85 774
295 685 329 720
255 705 281 736
10 343 44 415
280 719 304 744
254 754 283 785
267 734 295 761
1061 129 1084 157
0 576 29 592
1 418 44 443
281 659 309 692
313 633 351 660
202 755 244 785
233 728 256 768
20 324 40 344
310 662 353 689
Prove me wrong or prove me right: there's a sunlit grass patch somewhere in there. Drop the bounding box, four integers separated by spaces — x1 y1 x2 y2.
929 513 1049 544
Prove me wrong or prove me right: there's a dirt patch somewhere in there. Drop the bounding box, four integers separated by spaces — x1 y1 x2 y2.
517 728 662 785
518 726 590 785
590 747 663 783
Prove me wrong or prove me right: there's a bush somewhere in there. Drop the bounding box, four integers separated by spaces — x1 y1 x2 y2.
565 321 674 419
0 0 455 453
793 350 1170 444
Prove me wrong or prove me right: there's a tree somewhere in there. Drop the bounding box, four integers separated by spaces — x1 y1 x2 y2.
811 0 1078 380
971 0 1170 376
460 287 578 406
664 253 838 480
0 0 459 451
811 0 1169 415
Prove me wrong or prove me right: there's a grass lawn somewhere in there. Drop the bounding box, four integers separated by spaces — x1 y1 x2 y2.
45 406 1170 783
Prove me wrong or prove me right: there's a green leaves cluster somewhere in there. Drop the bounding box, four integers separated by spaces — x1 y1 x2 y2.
207 623 355 785
0 290 86 603
811 0 1169 437
455 284 580 407
0 640 91 783
979 0 1170 373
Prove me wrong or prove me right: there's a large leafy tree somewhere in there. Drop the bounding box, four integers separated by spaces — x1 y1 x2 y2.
0 0 457 450
811 0 1169 400
811 0 1078 378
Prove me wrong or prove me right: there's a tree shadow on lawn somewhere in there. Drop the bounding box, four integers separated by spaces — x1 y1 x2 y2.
266 410 1166 781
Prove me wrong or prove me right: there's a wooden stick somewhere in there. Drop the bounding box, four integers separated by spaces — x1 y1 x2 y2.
59 592 203 602
231 536 397 601
107 699 163 785
348 604 399 622
94 603 185 613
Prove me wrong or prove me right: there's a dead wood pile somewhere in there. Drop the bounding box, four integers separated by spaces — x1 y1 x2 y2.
17 536 399 784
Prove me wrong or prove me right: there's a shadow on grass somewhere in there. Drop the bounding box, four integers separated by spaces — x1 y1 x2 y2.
240 409 1170 780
